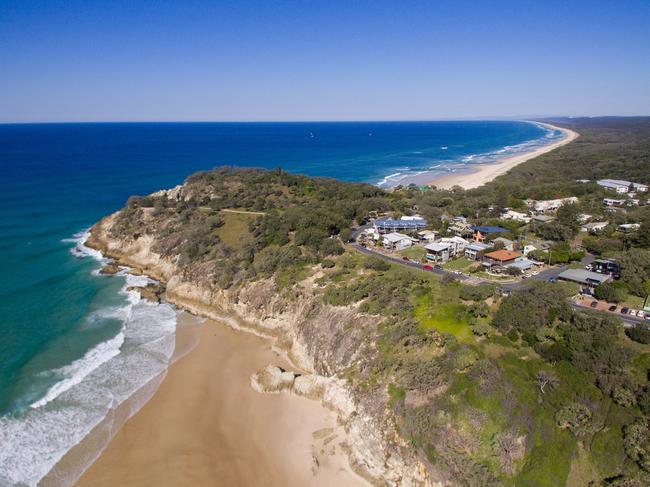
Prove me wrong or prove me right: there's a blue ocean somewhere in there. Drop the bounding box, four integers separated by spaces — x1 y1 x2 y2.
0 121 561 485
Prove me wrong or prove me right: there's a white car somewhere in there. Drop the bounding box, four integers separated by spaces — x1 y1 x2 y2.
629 310 638 317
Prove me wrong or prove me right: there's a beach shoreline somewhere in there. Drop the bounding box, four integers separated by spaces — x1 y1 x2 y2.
73 312 368 487
422 122 579 190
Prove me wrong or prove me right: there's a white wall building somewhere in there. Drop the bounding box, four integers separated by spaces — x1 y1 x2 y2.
597 179 648 193
382 232 416 251
525 197 579 212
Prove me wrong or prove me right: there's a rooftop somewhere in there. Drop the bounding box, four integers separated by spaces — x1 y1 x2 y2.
375 218 427 229
557 269 611 285
484 249 522 262
471 225 509 234
383 232 413 243
425 242 451 252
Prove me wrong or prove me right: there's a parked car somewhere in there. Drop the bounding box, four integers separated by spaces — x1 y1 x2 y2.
590 301 598 308
621 307 629 314
548 277 557 283
638 311 645 319
423 265 433 271
629 310 638 317
608 305 617 312
402 256 410 261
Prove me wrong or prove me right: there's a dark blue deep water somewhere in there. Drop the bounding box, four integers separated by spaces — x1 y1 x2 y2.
0 121 559 485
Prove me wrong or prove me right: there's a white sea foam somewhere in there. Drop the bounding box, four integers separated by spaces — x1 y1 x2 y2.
30 332 125 409
0 231 181 487
66 230 105 261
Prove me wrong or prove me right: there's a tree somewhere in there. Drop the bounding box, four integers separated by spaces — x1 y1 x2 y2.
536 370 559 394
594 281 627 303
556 402 593 436
557 203 581 232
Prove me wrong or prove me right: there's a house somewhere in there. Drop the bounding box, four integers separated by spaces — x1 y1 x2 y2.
440 236 468 254
483 249 523 266
400 214 426 221
381 232 416 251
523 244 537 256
590 259 620 278
491 237 515 251
525 197 578 212
506 258 536 272
619 223 641 232
557 269 611 295
597 179 648 193
425 242 452 263
501 210 531 223
470 225 509 235
532 215 556 224
603 198 626 207
581 221 609 233
426 236 468 262
577 214 592 224
417 230 439 242
448 221 474 238
597 179 630 193
374 217 427 234
464 242 491 261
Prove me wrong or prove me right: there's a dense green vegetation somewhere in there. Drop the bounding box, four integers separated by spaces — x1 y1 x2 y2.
112 118 650 486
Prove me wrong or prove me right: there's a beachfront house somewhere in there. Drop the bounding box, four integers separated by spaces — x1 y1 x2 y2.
597 179 648 193
381 232 416 251
374 217 427 234
557 269 611 295
464 242 491 261
580 221 609 233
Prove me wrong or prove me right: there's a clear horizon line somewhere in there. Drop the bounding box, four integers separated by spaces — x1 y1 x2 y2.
2 115 649 125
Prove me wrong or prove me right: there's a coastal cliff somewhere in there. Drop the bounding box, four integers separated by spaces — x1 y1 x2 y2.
85 161 650 487
87 211 438 487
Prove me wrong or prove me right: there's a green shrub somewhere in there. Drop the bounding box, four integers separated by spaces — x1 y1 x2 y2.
626 326 650 344
363 256 390 271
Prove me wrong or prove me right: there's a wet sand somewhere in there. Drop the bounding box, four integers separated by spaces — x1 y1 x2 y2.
426 123 579 189
75 314 367 487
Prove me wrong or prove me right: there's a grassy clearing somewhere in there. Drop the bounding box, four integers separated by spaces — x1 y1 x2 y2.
216 210 258 247
443 257 474 271
415 292 473 342
397 245 426 261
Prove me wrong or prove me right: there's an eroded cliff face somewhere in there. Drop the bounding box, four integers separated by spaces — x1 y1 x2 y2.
87 212 442 487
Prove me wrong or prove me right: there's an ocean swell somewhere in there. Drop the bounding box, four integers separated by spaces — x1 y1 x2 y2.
0 232 180 487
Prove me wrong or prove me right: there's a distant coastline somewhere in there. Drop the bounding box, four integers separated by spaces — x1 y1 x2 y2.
423 122 579 189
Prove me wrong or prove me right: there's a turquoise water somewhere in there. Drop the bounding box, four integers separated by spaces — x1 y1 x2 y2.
0 121 560 485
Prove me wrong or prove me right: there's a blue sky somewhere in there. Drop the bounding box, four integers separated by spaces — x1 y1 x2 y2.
1 0 649 122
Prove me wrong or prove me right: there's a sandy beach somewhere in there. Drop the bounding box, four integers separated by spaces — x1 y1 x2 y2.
74 314 367 487
426 122 579 190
